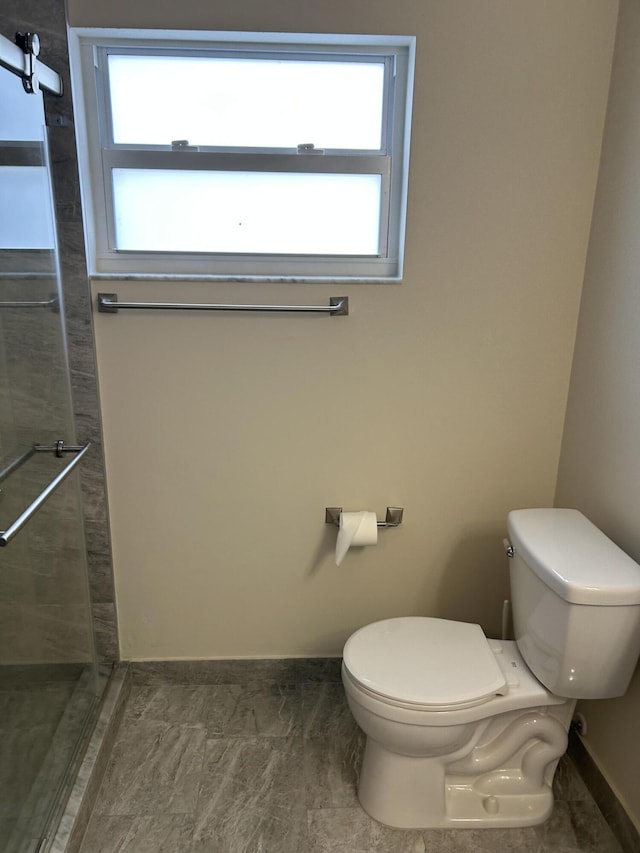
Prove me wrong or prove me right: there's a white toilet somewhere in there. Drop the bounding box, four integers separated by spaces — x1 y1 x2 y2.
342 508 640 829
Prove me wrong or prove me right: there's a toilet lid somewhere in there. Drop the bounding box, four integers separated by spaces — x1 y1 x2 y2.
343 617 507 708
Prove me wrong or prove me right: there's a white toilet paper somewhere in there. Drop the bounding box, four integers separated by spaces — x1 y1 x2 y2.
335 511 378 566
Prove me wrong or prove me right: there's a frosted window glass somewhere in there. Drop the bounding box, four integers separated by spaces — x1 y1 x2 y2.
112 169 381 255
107 55 385 150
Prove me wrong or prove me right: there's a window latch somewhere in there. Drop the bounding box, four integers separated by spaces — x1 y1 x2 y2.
297 142 324 155
171 139 198 152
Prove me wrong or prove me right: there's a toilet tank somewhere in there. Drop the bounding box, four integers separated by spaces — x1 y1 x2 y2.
507 508 640 699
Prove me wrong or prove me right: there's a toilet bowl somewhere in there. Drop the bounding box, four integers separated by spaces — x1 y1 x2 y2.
341 509 640 829
342 618 573 828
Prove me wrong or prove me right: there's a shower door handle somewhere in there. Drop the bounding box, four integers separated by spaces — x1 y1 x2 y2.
0 442 90 546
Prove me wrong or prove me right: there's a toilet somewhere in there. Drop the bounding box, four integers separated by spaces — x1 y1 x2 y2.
341 508 640 829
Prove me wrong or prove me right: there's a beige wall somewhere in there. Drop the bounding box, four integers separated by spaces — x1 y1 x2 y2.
555 0 640 830
68 0 617 660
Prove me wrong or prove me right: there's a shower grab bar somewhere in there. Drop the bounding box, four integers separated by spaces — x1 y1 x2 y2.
97 292 349 316
0 442 90 546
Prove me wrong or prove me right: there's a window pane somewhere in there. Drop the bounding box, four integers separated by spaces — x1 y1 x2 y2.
107 55 385 150
112 169 381 255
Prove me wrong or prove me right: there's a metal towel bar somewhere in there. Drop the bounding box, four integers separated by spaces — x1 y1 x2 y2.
0 297 58 310
0 448 35 485
97 292 348 316
0 442 90 546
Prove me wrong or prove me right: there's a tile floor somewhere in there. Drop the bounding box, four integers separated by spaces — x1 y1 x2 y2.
78 678 623 853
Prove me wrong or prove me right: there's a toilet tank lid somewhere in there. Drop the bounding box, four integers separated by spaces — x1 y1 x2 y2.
507 508 640 605
343 617 507 708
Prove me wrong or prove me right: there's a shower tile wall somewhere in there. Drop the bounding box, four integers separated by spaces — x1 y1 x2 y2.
0 0 118 661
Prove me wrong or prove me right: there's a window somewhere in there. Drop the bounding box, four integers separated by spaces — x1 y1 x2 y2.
70 30 415 280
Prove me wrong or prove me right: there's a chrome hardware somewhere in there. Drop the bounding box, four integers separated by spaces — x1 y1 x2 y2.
33 441 87 455
171 139 198 151
0 30 63 95
503 538 515 558
0 447 35 485
15 32 40 93
0 441 86 487
0 295 58 311
297 142 325 154
325 506 404 529
0 443 90 546
98 292 349 316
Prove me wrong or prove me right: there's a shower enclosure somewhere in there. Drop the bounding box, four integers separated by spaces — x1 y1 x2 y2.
0 34 106 853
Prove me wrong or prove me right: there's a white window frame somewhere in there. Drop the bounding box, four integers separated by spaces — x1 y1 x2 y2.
69 29 415 281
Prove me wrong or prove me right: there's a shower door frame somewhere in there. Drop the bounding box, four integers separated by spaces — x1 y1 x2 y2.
0 30 105 853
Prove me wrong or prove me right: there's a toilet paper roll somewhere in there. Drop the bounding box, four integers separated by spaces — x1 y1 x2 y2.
335 511 378 566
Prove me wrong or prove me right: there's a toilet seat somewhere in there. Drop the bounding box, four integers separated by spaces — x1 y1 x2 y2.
343 617 507 711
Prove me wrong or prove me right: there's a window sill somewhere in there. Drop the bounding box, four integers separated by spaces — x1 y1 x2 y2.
88 272 403 284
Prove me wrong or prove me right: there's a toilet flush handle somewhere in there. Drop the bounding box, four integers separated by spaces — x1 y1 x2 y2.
503 539 515 558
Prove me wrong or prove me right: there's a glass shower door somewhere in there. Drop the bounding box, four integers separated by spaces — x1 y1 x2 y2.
0 55 100 853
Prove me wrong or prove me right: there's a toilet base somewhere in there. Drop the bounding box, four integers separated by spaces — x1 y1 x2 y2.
444 781 553 827
357 737 555 829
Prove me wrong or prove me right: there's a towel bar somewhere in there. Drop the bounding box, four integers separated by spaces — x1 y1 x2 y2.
0 442 90 546
98 293 348 316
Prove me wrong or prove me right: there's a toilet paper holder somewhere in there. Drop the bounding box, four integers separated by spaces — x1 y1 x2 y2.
325 507 404 528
